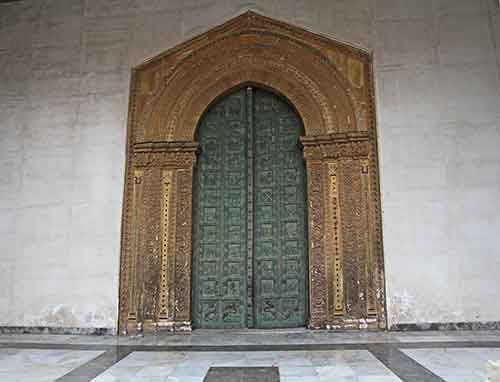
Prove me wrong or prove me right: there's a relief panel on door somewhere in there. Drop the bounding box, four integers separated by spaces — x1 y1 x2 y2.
253 89 308 328
192 89 248 329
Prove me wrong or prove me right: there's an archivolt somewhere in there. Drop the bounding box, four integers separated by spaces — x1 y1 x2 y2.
138 29 360 142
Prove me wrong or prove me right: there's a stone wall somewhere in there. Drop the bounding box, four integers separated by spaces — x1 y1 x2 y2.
0 0 499 330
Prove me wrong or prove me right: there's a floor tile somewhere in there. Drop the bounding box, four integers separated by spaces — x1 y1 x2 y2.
0 348 104 382
402 348 500 381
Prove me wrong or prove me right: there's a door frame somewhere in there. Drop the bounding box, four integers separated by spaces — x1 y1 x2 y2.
118 11 386 334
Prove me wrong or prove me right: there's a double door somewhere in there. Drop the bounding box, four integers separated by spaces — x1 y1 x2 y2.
192 87 308 329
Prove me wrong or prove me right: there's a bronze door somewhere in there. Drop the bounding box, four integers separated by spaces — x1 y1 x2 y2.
192 87 308 329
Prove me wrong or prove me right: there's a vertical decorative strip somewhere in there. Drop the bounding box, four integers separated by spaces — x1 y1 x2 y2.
127 169 143 332
361 159 377 317
306 160 327 328
167 172 178 323
158 170 174 325
142 168 162 333
174 168 194 330
246 86 254 328
328 162 344 317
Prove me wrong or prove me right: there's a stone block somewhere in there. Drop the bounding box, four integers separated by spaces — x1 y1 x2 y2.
70 202 121 248
0 109 23 159
374 0 434 21
0 51 32 83
396 67 440 124
434 0 488 16
128 9 182 66
31 46 82 79
0 158 22 209
493 12 500 65
74 146 113 176
0 1 41 30
0 263 13 324
0 79 28 99
383 162 447 193
380 125 452 167
182 1 232 39
325 14 373 50
33 17 83 49
446 158 500 189
72 173 123 205
27 76 82 101
452 123 500 161
438 14 495 65
84 42 128 74
375 70 401 127
85 16 134 47
133 0 184 12
331 0 374 22
294 0 320 29
85 0 136 17
80 71 130 96
271 0 295 21
39 0 85 20
77 94 128 131
375 19 435 67
227 1 270 17
19 148 73 207
0 22 36 53
23 100 79 149
436 63 500 124
16 204 71 262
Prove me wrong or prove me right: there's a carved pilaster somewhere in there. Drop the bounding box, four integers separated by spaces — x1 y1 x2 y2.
122 141 197 334
301 132 385 330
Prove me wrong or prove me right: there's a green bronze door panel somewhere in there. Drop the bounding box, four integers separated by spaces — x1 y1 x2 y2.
253 89 308 328
193 89 248 329
193 87 308 329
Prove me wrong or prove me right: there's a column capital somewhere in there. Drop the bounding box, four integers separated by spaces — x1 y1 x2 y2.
300 132 372 160
133 141 199 168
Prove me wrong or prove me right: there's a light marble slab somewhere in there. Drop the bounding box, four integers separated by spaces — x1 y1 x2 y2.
488 360 500 382
403 348 500 382
0 348 104 382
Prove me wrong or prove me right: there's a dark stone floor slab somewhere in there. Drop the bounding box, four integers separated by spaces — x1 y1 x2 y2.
203 367 280 382
55 347 131 382
368 344 446 382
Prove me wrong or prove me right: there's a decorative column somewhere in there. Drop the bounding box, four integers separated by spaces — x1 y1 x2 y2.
123 141 198 334
301 132 385 330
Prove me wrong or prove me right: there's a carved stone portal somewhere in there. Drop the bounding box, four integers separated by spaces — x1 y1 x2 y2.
119 11 386 334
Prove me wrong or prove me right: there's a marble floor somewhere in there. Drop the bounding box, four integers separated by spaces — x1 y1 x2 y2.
0 348 104 381
0 330 499 381
91 350 401 382
403 348 500 382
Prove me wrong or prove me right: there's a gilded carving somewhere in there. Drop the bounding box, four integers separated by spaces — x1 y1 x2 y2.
158 170 173 324
119 11 385 334
327 162 344 317
126 169 144 334
306 160 327 329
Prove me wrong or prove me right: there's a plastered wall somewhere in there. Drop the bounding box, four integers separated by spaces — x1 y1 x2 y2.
0 0 499 329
